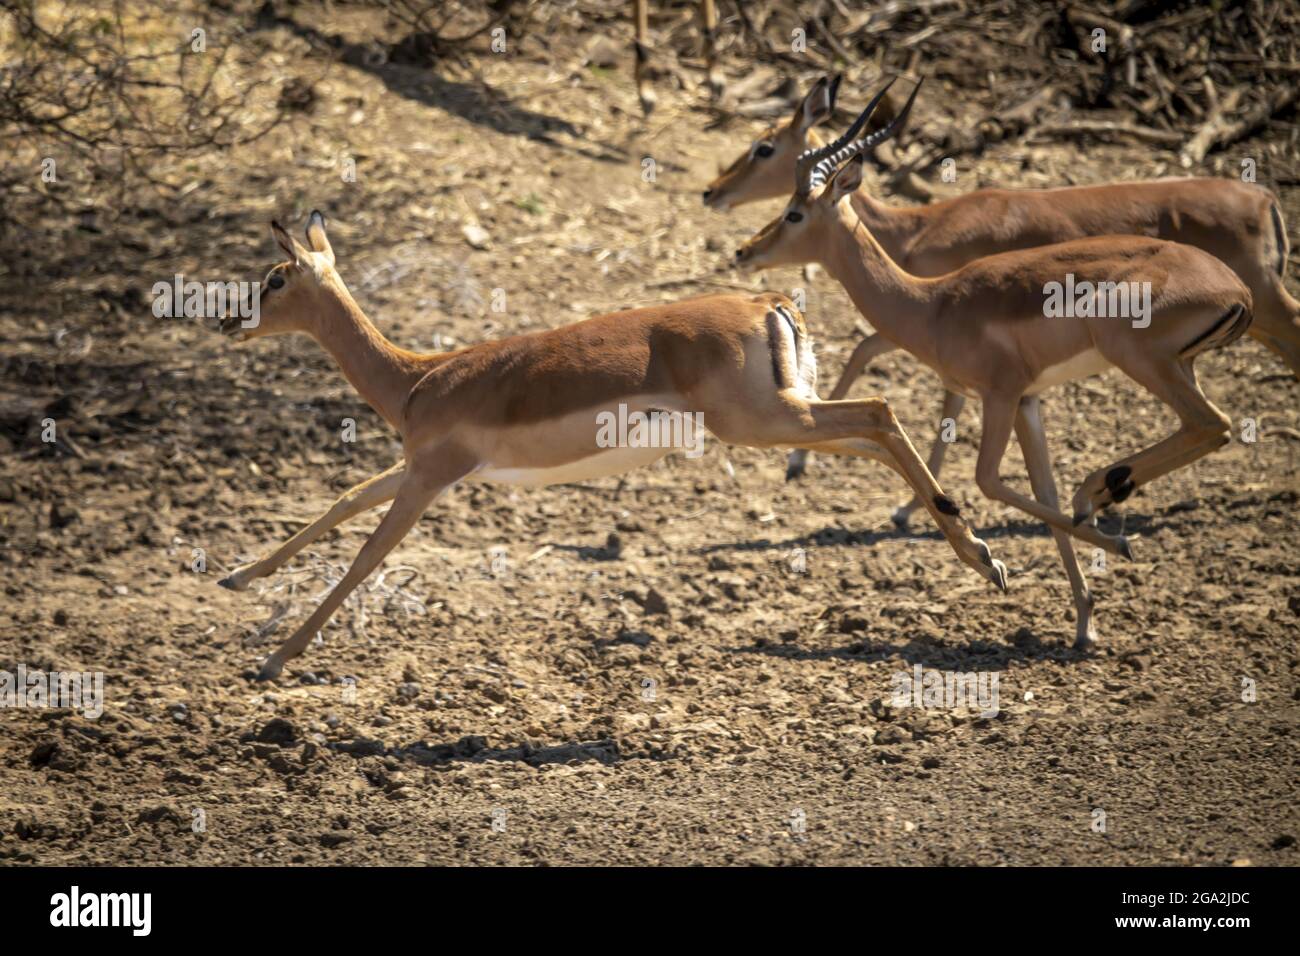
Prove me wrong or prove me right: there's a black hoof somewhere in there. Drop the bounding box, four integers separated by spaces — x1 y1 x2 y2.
1117 536 1133 561
785 463 805 482
217 576 238 591
1072 509 1090 527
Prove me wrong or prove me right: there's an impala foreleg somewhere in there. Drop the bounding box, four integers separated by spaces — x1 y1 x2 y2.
256 452 474 681
219 462 405 592
1014 396 1096 649
976 396 1133 559
769 397 1007 591
892 389 967 528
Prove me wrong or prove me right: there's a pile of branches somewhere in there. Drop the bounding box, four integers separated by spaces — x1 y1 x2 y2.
0 0 291 277
582 0 1298 184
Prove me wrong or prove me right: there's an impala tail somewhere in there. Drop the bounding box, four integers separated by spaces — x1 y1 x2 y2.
1269 197 1290 279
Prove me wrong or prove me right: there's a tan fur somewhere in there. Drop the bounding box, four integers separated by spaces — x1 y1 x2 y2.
709 87 1297 373
737 153 1254 648
219 217 1008 680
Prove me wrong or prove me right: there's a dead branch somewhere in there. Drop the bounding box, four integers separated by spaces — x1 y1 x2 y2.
1181 87 1300 167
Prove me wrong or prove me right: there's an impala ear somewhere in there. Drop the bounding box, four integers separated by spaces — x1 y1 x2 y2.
828 154 864 204
798 74 840 129
272 220 310 265
305 210 334 266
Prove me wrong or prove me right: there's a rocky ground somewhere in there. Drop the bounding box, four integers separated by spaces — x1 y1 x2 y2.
0 2 1296 865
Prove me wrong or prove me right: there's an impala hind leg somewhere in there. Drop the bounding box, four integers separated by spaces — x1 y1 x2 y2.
976 395 1133 558
633 0 656 116
1249 275 1300 377
748 396 1006 591
1014 396 1097 649
892 390 967 528
219 462 405 592
786 332 900 480
701 0 723 99
256 452 475 681
1070 359 1230 524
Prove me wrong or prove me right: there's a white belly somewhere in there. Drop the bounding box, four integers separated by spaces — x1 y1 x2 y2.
474 444 674 487
1026 347 1112 395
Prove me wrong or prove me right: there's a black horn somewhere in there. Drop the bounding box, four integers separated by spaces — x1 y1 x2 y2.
795 77 897 195
856 76 924 154
812 77 926 192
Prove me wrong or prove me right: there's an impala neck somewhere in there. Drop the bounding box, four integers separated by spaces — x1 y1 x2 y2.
848 188 912 252
803 128 919 258
309 275 429 431
822 199 937 361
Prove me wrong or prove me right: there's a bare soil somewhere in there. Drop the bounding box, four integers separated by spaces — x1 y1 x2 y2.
1 3 1297 866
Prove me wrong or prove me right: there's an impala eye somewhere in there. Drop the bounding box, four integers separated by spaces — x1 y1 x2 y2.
755 143 775 159
785 210 803 223
267 274 285 290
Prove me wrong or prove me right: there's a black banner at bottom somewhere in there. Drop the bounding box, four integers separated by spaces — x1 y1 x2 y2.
0 864 1284 941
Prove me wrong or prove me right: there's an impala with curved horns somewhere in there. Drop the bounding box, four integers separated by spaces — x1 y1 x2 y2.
735 81 1254 649
709 74 1298 514
216 212 1007 680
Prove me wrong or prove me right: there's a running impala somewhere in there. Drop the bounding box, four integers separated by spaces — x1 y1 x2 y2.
735 83 1254 649
216 213 1007 680
708 75 1298 507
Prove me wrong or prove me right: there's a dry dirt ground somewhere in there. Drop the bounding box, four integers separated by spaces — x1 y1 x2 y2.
1 7 1297 866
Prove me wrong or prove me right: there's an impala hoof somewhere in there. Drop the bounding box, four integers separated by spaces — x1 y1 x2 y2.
1117 536 1134 562
1072 506 1091 527
218 567 253 591
890 506 913 528
256 658 284 682
785 450 808 482
974 540 1007 591
989 558 1009 592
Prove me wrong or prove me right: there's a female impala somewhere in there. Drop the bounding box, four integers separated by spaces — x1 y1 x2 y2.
709 75 1299 505
735 83 1254 649
216 213 1007 680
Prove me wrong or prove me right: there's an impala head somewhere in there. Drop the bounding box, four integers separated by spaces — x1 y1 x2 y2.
734 79 922 271
733 153 868 271
702 74 841 211
219 210 337 342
